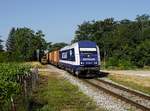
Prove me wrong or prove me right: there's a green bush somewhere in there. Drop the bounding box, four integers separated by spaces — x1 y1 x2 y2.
0 52 8 62
0 63 31 110
118 59 135 69
105 57 119 69
105 57 136 69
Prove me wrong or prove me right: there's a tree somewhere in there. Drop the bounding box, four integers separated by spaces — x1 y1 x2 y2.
6 27 16 52
34 30 47 50
133 40 150 67
6 27 47 61
136 14 150 22
72 18 117 60
46 42 52 51
0 37 3 52
50 42 68 51
33 30 47 60
71 21 93 43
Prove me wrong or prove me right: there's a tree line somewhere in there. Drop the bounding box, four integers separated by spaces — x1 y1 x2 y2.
0 14 150 68
71 14 150 68
0 27 67 62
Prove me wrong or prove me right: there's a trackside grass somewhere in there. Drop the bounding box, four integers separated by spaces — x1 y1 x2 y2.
25 61 46 68
108 74 150 95
30 71 105 111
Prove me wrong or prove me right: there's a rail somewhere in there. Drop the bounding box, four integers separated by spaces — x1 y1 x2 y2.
82 79 150 111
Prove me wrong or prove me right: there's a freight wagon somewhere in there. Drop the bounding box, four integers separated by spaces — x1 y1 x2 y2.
46 50 59 66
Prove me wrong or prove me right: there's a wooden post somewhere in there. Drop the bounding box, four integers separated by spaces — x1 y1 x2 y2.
11 96 16 111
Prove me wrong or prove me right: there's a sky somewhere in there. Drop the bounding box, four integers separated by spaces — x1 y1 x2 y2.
0 0 150 45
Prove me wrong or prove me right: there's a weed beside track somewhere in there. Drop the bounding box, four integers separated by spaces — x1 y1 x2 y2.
29 71 102 111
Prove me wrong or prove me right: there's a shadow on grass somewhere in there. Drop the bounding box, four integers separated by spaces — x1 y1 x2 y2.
28 99 48 111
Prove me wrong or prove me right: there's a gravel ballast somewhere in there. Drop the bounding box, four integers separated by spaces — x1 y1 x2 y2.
47 65 139 111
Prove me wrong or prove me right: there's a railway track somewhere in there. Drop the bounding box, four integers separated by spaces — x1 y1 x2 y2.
82 78 150 111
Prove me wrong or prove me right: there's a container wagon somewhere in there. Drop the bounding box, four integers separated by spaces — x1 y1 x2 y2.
53 50 59 66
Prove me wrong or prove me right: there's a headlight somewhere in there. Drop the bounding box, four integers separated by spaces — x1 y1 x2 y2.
80 62 84 64
94 62 97 64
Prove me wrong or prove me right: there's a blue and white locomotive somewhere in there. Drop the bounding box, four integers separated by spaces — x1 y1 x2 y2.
59 41 100 77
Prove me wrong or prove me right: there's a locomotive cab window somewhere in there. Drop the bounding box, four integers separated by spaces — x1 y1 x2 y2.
69 48 75 61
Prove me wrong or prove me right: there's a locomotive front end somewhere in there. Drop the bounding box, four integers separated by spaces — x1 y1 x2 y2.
77 41 101 76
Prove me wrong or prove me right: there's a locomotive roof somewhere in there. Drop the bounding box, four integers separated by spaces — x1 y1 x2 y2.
60 40 97 51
